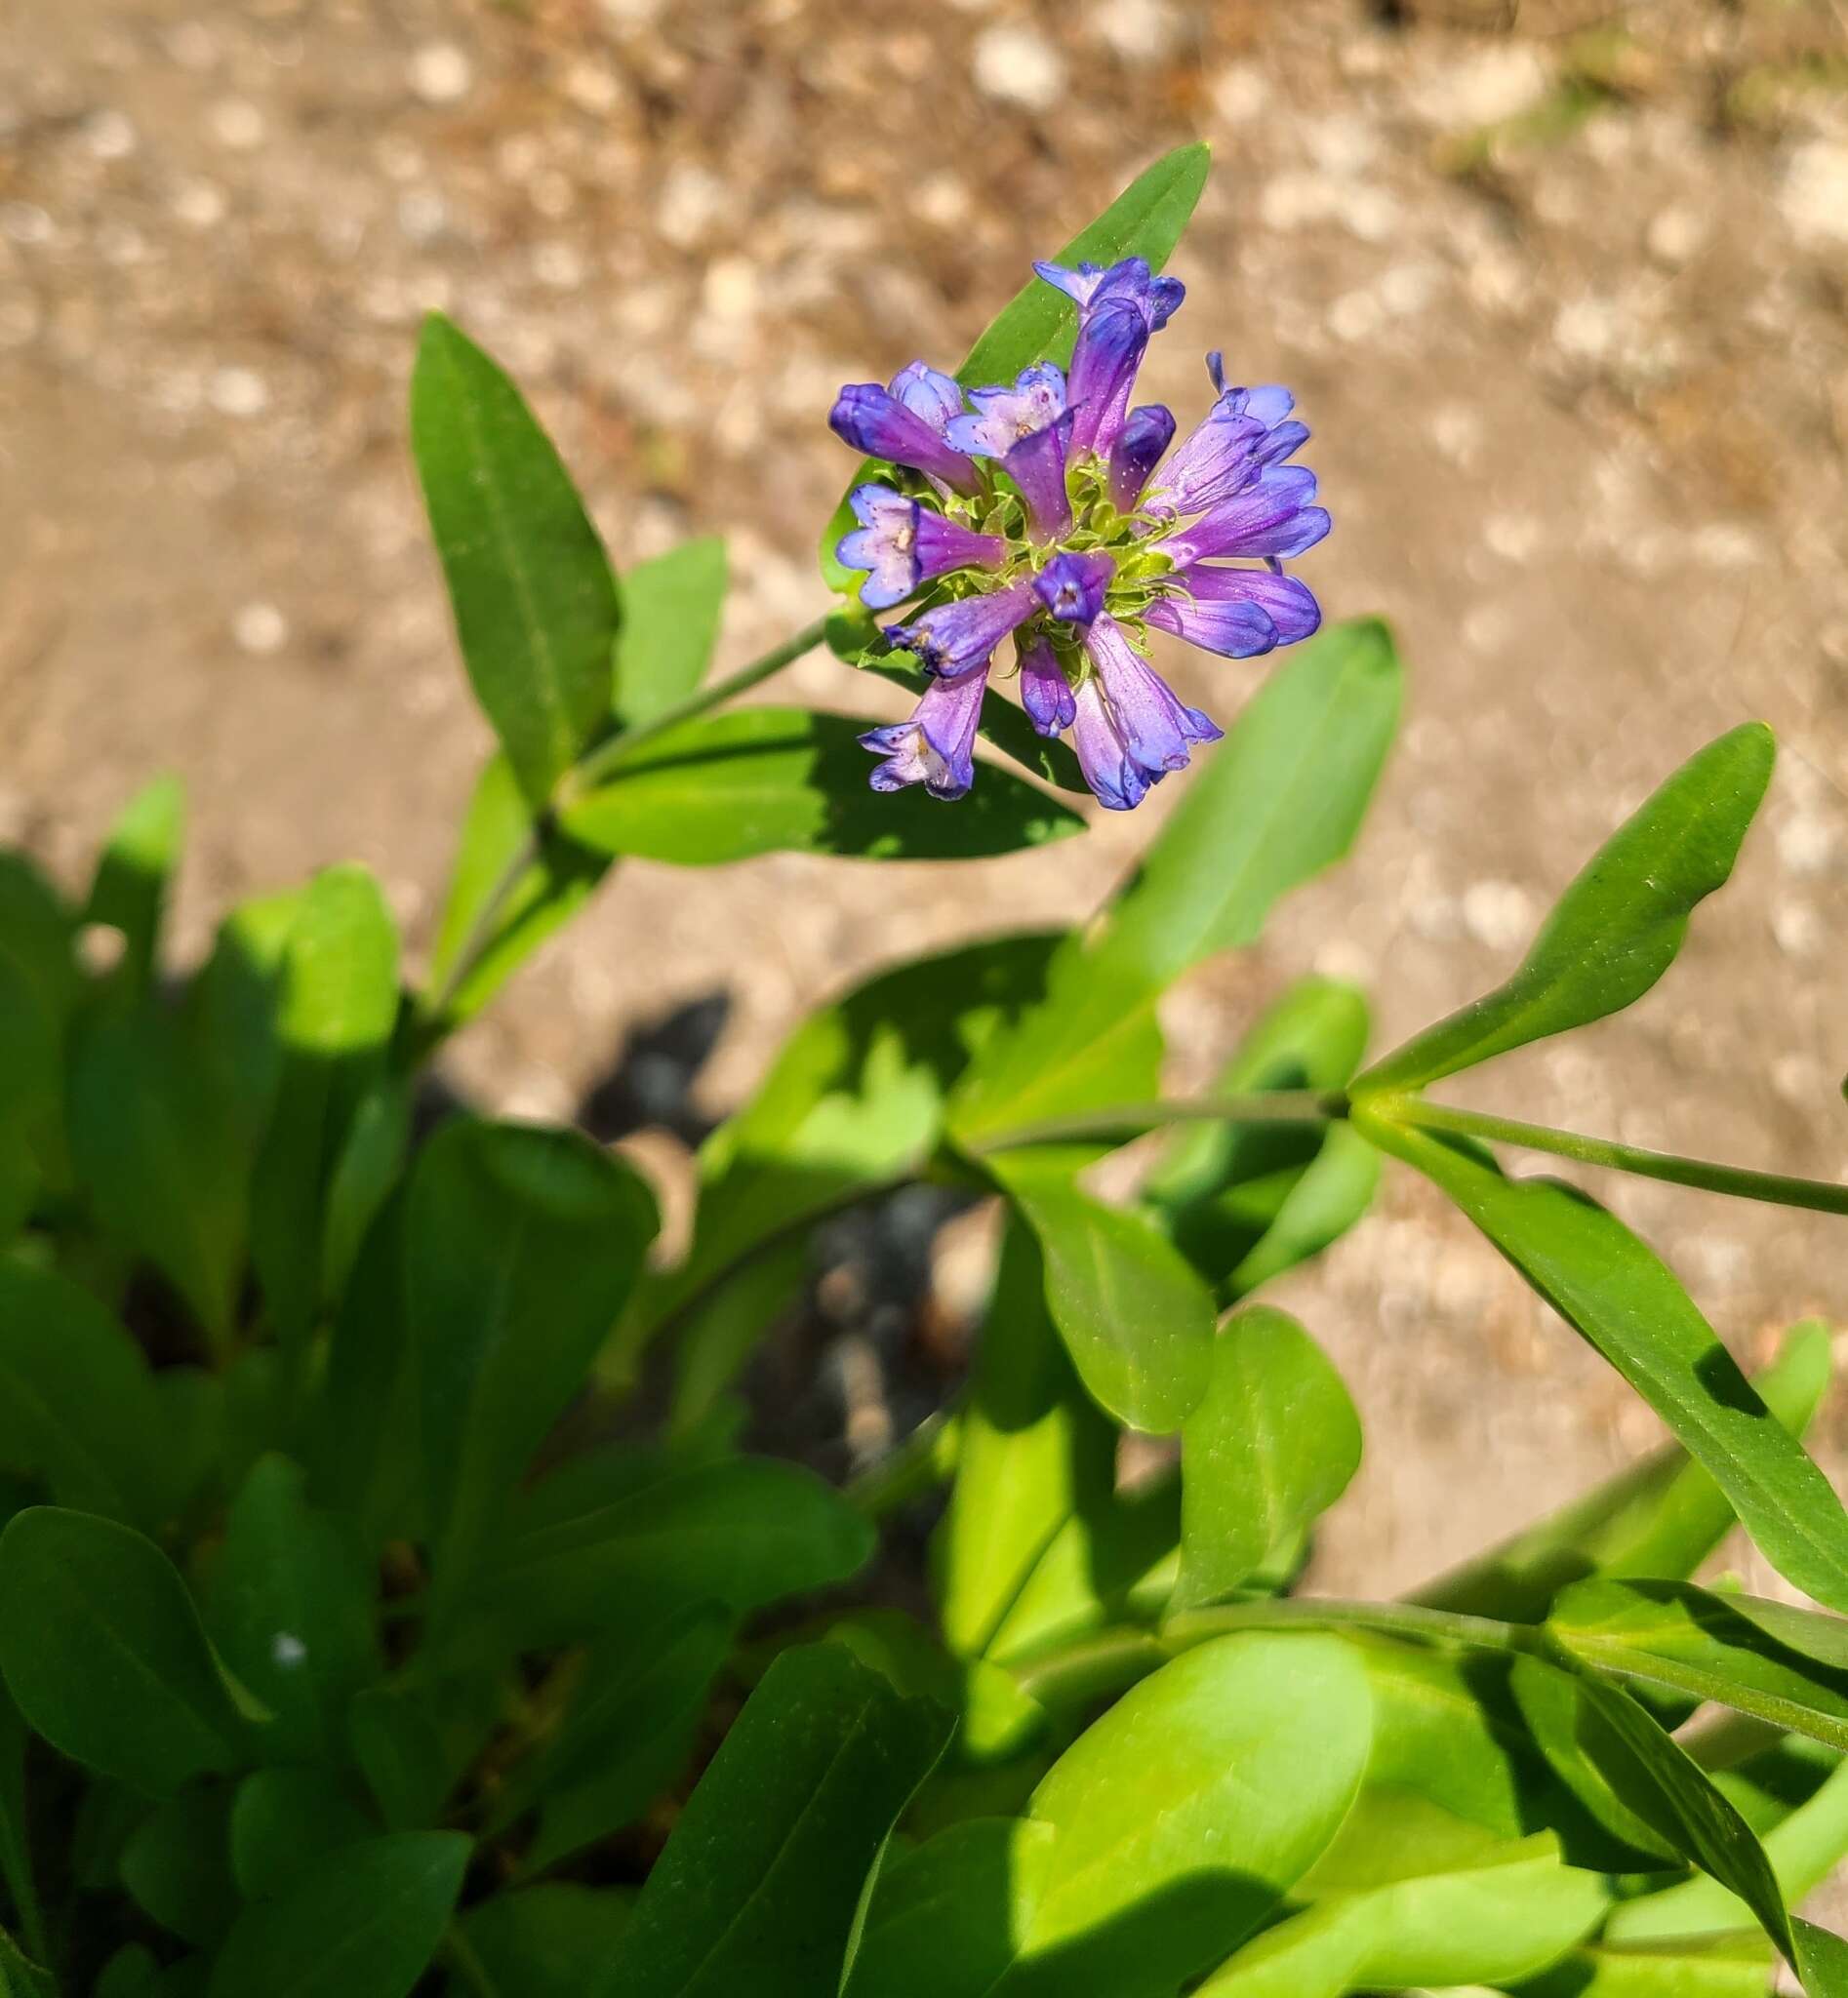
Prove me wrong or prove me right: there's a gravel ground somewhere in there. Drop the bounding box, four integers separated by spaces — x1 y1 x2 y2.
4 0 1847 1606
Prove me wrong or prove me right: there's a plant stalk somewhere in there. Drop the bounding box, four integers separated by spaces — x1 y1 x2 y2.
972 1090 1343 1155
1393 1099 1848 1219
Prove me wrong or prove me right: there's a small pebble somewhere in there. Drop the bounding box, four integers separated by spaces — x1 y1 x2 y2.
209 99 266 149
972 25 1066 112
233 601 288 655
172 180 228 228
409 42 472 107
1644 204 1707 268
209 367 269 417
83 109 138 161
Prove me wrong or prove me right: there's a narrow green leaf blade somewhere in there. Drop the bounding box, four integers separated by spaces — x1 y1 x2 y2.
820 144 1212 590
0 1508 244 1795
407 1120 658 1604
207 1456 381 1765
1359 724 1775 1093
601 1643 951 1998
559 707 1084 864
229 1767 374 1902
950 619 1401 1141
1177 1307 1361 1608
207 1831 470 1998
84 774 184 1000
613 537 726 727
1358 1106 1848 1616
449 1885 635 1998
997 1149 1217 1431
411 314 619 805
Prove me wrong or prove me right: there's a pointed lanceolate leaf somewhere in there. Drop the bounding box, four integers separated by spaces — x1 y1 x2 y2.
84 774 184 1003
406 1120 658 1609
613 536 726 728
601 1643 951 1998
208 1832 470 1998
412 314 620 806
821 143 1212 590
559 707 1084 865
0 1508 245 1795
996 1148 1217 1431
1177 1307 1362 1609
450 1885 635 1998
207 1456 381 1766
1358 724 1774 1095
950 620 1400 1141
1356 1107 1848 1617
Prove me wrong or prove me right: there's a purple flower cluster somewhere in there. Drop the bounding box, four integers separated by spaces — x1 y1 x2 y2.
829 258 1329 810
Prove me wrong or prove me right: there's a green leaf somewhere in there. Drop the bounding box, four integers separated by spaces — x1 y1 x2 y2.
320 1075 412 1302
0 857 75 1187
996 1148 1217 1431
844 1818 1060 1998
0 1925 56 1998
0 1690 44 1961
207 1831 470 1998
467 1457 873 1656
419 752 611 1037
980 1632 1374 1995
0 1263 166 1527
1143 979 1376 1299
495 1603 731 1870
249 865 401 1347
559 706 1084 865
950 619 1401 1142
1176 1306 1361 1609
1357 724 1774 1094
1550 1579 1848 1756
1195 1829 1605 1998
936 1216 1118 1658
449 1885 634 1998
1565 1672 1841 1986
619 931 1064 1396
229 1767 375 1901
820 143 1212 590
1411 1321 1831 1621
349 1675 502 1832
601 1643 951 1998
821 1609 1047 1767
207 1456 381 1765
1356 1108 1848 1617
613 536 726 727
406 1119 658 1606
84 774 184 1001
411 314 620 806
181 887 301 1161
1610 1756 1848 1946
119 1781 239 1947
67 1006 247 1340
0 1507 244 1795
1515 1933 1776 1998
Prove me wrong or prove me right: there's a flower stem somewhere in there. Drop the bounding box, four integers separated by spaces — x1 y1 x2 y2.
845 1405 965 1516
972 1090 1342 1155
420 614 832 1032
1391 1099 1848 1219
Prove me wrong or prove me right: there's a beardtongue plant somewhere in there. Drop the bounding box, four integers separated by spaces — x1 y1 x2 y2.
2 143 1848 1998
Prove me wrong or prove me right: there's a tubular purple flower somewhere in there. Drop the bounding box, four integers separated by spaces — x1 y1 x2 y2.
1035 256 1185 333
1145 565 1322 659
890 360 965 436
860 663 988 800
1017 635 1076 739
1108 404 1177 513
829 382 984 497
1147 365 1311 516
1003 414 1074 541
885 576 1037 679
1065 298 1148 460
1153 467 1330 568
1034 550 1114 627
1077 612 1223 808
836 483 1007 610
946 364 1066 460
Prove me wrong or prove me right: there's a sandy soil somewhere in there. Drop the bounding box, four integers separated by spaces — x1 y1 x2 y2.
4 0 1847 1601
